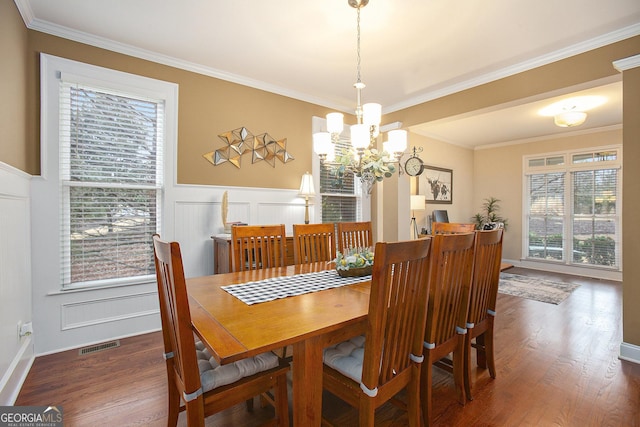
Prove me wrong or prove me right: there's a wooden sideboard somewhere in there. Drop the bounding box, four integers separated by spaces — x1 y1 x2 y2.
211 234 295 274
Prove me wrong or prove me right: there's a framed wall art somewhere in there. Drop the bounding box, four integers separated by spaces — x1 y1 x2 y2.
419 165 453 204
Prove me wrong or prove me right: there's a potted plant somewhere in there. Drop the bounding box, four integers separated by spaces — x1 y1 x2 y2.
472 197 508 230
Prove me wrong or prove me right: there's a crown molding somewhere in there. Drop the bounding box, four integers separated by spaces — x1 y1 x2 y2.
613 54 640 72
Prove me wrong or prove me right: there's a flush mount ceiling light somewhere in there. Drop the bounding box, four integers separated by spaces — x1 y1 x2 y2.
554 111 587 127
538 95 607 128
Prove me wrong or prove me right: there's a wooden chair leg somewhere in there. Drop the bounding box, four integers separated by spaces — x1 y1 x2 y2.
464 331 474 402
453 335 467 405
184 396 205 427
421 358 433 427
485 320 497 379
358 396 376 427
166 382 180 427
407 364 423 427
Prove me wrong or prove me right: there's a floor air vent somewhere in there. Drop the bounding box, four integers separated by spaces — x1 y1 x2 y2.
78 339 120 356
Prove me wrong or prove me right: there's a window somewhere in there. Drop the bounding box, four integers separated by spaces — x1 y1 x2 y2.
524 148 621 270
60 84 163 286
39 54 177 289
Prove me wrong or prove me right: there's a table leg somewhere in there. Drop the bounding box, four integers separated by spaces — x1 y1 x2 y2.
292 335 324 426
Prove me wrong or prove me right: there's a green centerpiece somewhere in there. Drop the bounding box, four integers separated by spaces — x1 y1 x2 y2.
334 247 374 277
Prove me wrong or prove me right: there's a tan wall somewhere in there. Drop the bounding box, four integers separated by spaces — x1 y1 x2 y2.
0 0 29 171
473 129 622 261
25 32 332 189
622 65 640 346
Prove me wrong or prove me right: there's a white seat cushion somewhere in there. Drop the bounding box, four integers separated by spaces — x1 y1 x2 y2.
323 335 366 383
195 340 279 392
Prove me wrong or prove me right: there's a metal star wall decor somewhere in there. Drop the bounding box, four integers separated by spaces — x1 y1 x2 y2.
203 127 294 169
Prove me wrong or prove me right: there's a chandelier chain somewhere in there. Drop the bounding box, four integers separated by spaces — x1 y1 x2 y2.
356 6 362 85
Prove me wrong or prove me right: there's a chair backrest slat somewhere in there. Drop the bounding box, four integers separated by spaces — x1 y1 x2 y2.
293 223 336 264
337 221 373 253
231 225 286 272
361 238 432 391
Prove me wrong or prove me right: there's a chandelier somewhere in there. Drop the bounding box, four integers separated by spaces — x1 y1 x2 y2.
313 0 407 194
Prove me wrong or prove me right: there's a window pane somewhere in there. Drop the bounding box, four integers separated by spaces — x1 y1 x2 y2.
572 218 617 266
67 187 158 283
528 216 564 260
528 158 545 167
546 156 564 166
321 196 356 223
68 87 160 185
528 172 565 261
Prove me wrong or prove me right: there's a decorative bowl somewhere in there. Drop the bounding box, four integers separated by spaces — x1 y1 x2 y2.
336 265 372 278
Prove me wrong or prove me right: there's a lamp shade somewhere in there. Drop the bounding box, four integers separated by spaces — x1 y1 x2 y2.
299 172 315 196
327 112 344 134
385 129 408 153
313 132 332 156
350 124 370 149
411 195 425 211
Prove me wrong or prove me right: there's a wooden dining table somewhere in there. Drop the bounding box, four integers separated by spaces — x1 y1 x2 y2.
186 262 372 426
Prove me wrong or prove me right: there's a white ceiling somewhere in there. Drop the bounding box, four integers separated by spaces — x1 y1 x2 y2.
16 0 640 147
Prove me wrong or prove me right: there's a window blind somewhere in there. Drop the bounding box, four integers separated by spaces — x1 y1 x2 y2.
527 172 565 261
319 134 360 223
571 168 619 267
59 82 164 287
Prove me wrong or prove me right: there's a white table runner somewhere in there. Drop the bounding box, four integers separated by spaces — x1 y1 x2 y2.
221 270 371 305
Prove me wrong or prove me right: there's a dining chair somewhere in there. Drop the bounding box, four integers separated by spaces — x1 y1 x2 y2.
322 238 432 426
431 222 476 234
292 223 336 264
464 228 504 400
337 221 373 253
230 224 287 272
421 232 475 427
152 235 290 427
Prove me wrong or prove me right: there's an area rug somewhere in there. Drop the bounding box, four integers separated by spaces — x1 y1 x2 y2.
498 273 580 305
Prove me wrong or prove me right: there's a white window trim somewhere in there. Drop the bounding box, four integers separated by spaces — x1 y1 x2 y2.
36 54 178 291
521 145 622 275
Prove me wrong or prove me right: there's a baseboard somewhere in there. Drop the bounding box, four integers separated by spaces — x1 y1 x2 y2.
503 258 622 282
619 342 640 365
0 337 35 405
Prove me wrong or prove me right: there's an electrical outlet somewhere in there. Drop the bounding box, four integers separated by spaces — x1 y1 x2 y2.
19 321 33 338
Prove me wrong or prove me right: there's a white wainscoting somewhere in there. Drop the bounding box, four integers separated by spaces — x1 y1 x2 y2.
0 162 34 405
29 179 306 356
172 185 305 278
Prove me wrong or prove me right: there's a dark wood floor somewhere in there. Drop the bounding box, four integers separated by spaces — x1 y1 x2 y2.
16 268 640 426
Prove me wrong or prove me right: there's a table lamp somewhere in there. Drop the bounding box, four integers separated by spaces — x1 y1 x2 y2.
299 172 315 224
410 195 425 239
